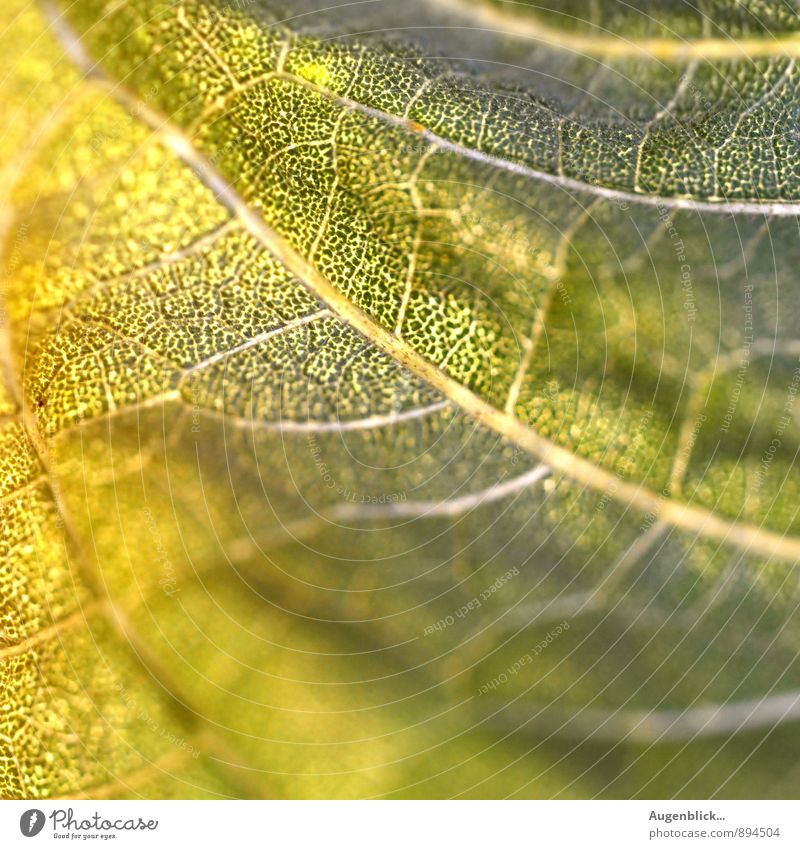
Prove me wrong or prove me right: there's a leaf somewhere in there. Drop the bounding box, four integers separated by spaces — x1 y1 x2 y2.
3 0 800 798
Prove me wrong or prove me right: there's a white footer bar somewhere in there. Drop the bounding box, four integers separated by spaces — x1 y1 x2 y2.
2 800 796 848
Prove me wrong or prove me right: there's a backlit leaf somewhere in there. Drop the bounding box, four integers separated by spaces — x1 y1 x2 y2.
3 0 800 798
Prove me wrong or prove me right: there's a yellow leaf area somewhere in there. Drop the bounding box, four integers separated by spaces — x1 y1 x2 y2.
0 0 584 800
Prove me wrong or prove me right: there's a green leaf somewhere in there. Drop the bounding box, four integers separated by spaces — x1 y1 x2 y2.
3 0 800 798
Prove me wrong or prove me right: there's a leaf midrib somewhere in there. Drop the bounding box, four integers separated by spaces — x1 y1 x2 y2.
41 9 800 566
281 68 800 216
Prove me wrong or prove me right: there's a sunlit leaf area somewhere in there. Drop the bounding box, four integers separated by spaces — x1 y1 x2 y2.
3 0 800 799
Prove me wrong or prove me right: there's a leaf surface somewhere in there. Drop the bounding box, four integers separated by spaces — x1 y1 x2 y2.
3 0 800 798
